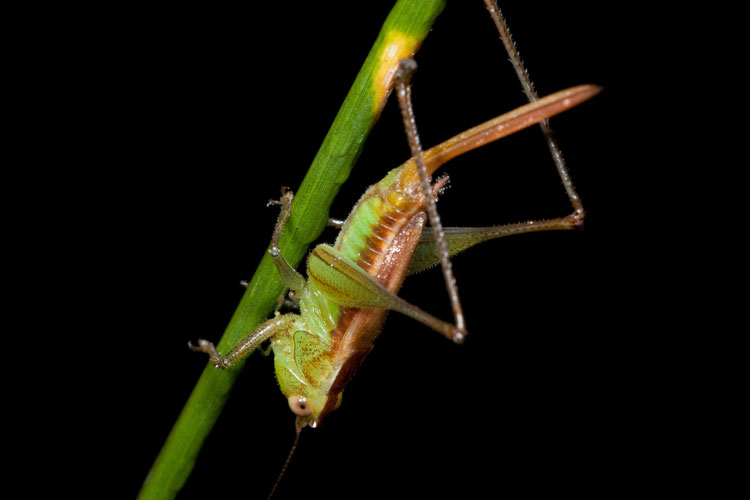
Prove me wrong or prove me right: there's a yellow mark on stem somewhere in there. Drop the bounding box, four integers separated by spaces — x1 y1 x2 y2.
372 30 420 113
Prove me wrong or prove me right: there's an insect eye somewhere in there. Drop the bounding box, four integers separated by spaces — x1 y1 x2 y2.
288 396 313 417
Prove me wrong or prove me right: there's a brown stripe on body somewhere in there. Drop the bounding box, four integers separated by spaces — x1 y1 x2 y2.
333 210 427 349
315 212 427 423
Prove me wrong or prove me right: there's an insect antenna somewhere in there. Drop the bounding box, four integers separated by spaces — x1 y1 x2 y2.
395 58 467 343
266 425 302 500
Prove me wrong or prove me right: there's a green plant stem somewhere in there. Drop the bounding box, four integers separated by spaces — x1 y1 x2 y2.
137 2 446 499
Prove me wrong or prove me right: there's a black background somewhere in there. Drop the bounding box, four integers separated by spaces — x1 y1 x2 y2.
29 2 652 499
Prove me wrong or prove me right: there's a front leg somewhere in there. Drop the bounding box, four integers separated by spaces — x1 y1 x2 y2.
191 190 311 367
189 314 301 368
267 189 306 293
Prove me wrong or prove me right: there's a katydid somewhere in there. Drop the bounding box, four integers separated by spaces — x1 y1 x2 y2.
188 2 599 496
191 79 598 427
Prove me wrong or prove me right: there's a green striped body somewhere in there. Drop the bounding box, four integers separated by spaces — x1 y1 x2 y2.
271 162 426 428
266 83 601 428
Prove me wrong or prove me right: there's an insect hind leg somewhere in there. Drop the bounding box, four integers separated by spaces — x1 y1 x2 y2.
482 0 585 223
395 59 467 343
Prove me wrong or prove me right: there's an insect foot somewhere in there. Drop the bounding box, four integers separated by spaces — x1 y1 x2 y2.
565 209 585 230
188 339 229 369
452 329 467 344
572 208 585 228
266 186 293 208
